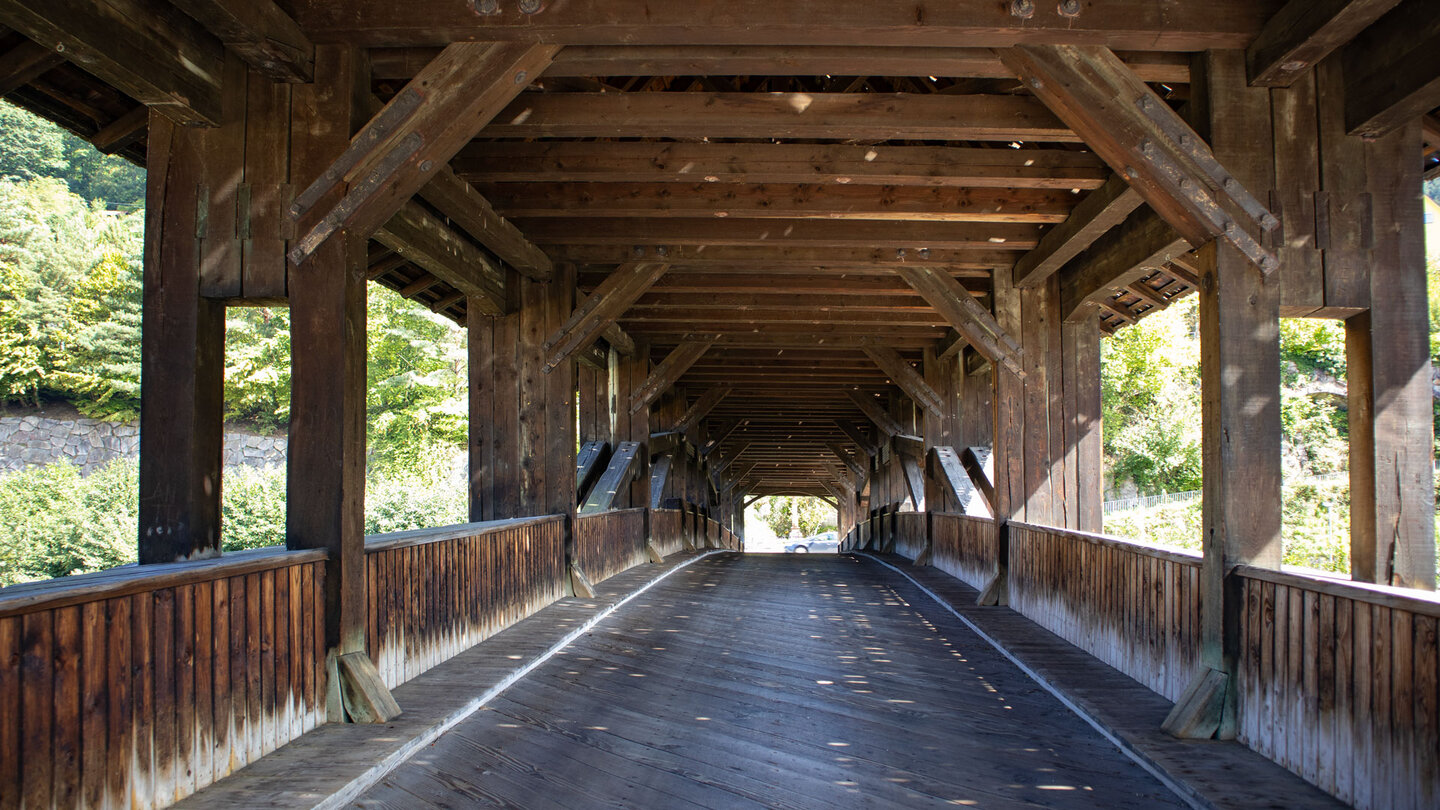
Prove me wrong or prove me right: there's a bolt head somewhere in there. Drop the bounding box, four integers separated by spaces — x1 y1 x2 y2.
518 0 542 12
471 0 500 14
514 70 528 84
1058 0 1082 17
1009 0 1035 19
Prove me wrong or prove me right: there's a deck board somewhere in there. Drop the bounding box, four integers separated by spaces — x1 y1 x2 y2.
355 555 1187 809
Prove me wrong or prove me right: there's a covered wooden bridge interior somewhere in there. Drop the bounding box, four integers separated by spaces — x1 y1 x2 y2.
1 0 1439 807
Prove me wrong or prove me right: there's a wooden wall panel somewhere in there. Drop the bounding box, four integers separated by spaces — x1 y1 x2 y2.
0 550 325 810
364 516 567 690
928 514 995 590
574 509 647 585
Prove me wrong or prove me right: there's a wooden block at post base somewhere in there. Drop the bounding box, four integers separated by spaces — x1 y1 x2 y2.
337 651 401 723
570 563 596 599
645 539 665 564
1161 666 1229 740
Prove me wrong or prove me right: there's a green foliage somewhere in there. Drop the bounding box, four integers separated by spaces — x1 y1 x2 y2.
220 464 288 552
753 496 837 539
224 307 292 431
0 459 138 585
0 101 143 209
365 468 468 535
1100 296 1202 494
1279 318 1346 379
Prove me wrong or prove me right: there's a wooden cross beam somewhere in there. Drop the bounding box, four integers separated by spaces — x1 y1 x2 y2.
374 201 506 314
700 419 742 458
928 446 980 515
574 291 635 356
832 419 879 456
575 440 611 506
827 443 866 481
0 40 67 97
895 265 1024 377
580 441 642 514
544 262 670 371
998 45 1279 275
843 387 906 437
1247 0 1403 88
1012 174 1144 288
649 452 674 509
1058 207 1191 322
0 0 225 126
859 342 946 417
630 339 716 414
417 167 553 281
170 0 314 82
899 454 927 510
288 41 559 266
675 386 733 434
959 447 996 516
1342 0 1440 138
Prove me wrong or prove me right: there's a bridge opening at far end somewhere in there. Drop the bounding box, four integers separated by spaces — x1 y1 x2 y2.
743 495 842 554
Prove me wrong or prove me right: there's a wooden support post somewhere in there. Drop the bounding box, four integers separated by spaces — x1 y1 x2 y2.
1347 120 1436 589
284 45 396 722
1164 51 1282 741
138 111 226 565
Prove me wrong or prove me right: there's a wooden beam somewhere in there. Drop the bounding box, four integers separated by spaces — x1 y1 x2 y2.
523 218 1039 251
579 441 642 514
0 0 225 126
827 443 866 480
859 343 945 417
928 447 979 515
575 440 611 506
896 265 1025 377
292 1 1275 51
899 454 926 510
481 182 1074 224
373 201 506 313
553 244 1017 269
455 141 1107 189
575 291 635 356
1058 206 1191 322
88 106 149 155
545 262 670 371
844 387 905 437
169 0 314 82
700 419 741 458
417 167 553 281
0 39 65 96
648 452 673 509
998 45 1279 274
675 386 732 434
1012 174 1143 287
1247 0 1402 87
485 92 1075 142
631 339 716 414
289 41 559 265
833 419 879 456
959 447 996 516
710 443 751 476
1342 0 1440 138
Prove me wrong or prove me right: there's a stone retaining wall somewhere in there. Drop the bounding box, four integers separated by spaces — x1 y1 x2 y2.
0 415 286 475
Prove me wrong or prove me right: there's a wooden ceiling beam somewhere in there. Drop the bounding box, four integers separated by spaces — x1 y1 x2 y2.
1057 206 1191 322
0 0 225 126
0 39 66 96
480 182 1075 224
620 274 989 296
417 167 553 280
169 0 314 82
998 45 1279 274
1012 173 1143 287
374 201 506 314
485 91 1075 142
1342 0 1440 138
1247 0 1402 88
675 387 733 435
859 343 946 417
544 261 670 371
896 265 1024 377
293 1 1274 51
518 218 1041 250
454 141 1107 189
843 387 905 437
288 41 559 266
631 339 716 414
556 244 1016 269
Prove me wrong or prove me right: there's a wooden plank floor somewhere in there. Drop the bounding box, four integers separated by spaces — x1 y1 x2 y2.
354 554 1188 809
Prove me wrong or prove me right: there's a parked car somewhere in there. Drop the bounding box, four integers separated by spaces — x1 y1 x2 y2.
785 531 839 554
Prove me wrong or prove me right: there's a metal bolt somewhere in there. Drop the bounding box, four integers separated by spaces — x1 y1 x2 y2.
518 0 542 12
1057 0 1081 17
419 160 434 172
1009 0 1035 19
632 245 645 258
656 245 669 257
917 248 930 259
471 0 500 14
513 70 528 85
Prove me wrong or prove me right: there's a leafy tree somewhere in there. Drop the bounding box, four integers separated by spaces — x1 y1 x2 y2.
0 103 66 183
0 101 143 209
225 307 292 430
754 496 837 539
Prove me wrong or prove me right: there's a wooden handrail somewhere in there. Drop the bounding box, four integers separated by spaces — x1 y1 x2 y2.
365 514 563 552
0 546 327 618
1009 520 1202 567
1234 563 1440 618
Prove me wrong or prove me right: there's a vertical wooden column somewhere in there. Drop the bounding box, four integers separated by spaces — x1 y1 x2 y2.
1165 50 1283 740
609 341 650 509
138 112 226 564
1347 120 1436 590
285 45 380 720
1063 312 1104 533
468 304 496 521
543 266 578 573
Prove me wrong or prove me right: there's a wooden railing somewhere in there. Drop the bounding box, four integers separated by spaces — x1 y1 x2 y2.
365 516 566 689
1234 565 1440 810
650 508 688 557
0 547 327 810
929 513 993 590
1008 523 1202 703
575 508 647 585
